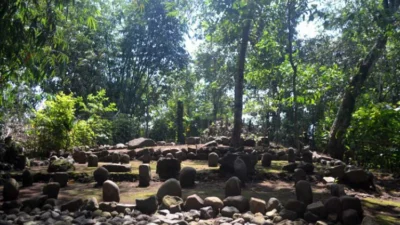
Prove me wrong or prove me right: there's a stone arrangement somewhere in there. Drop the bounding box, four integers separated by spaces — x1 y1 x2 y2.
0 136 380 225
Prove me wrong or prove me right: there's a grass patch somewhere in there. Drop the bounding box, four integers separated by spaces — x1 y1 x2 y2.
363 197 400 208
256 161 288 174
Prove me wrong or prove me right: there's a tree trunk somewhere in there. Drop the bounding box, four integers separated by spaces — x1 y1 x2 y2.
176 100 185 144
287 0 299 150
231 19 251 147
327 35 388 159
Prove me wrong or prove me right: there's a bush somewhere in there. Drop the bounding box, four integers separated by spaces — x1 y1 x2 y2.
345 103 400 171
149 117 176 141
111 114 140 144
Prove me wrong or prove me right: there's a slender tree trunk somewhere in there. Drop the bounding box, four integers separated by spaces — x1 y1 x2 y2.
287 0 299 150
327 35 388 159
177 100 185 144
231 19 251 147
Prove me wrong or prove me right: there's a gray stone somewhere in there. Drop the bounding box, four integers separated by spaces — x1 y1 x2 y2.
306 201 327 219
120 154 130 164
261 153 272 167
208 153 219 167
225 176 241 197
53 172 68 187
279 209 297 220
179 167 196 188
221 206 239 217
287 148 295 163
340 196 363 217
329 183 346 197
200 206 215 219
293 168 306 183
3 178 19 201
342 209 360 225
156 178 182 202
285 199 306 218
156 158 181 180
139 164 151 187
183 194 204 211
295 180 313 205
249 197 266 214
94 167 109 185
323 196 341 215
127 138 156 149
328 165 345 180
42 182 60 199
102 164 131 172
88 155 98 167
185 137 200 145
22 169 33 187
266 197 282 212
223 196 249 213
82 197 99 211
60 198 83 212
103 180 120 202
282 162 297 173
234 158 247 183
204 196 224 213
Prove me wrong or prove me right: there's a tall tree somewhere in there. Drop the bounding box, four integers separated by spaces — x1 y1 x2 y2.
327 0 400 159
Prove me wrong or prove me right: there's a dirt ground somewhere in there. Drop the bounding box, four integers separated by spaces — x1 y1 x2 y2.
1 157 399 224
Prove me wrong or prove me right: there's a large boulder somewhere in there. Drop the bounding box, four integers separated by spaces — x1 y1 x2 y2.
47 159 75 173
324 196 342 216
225 176 241 197
329 165 345 180
22 169 33 187
94 167 109 185
42 182 60 199
307 201 327 219
127 137 156 149
179 167 196 188
156 178 182 202
136 195 158 214
102 164 131 172
234 157 247 183
295 180 313 205
156 157 181 180
52 172 68 187
3 178 19 201
223 196 249 213
111 152 120 163
186 137 200 145
261 153 272 167
103 180 120 202
342 209 361 225
340 196 363 218
139 164 151 187
73 151 87 164
87 154 98 167
204 140 218 147
344 168 372 185
208 152 219 167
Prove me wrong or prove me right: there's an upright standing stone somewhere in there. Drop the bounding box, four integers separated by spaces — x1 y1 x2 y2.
208 152 219 167
179 167 196 188
261 153 272 167
120 154 130 164
177 100 185 144
156 157 181 180
42 182 60 199
22 169 33 187
293 168 306 183
288 148 295 163
3 178 19 201
295 180 313 205
225 176 241 197
234 157 247 183
53 172 69 187
112 153 120 163
139 164 151 187
87 155 98 167
103 180 120 202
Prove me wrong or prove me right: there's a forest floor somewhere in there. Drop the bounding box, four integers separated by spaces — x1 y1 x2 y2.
2 151 400 224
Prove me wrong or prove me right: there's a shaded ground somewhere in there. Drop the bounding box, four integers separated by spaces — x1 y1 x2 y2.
1 159 400 224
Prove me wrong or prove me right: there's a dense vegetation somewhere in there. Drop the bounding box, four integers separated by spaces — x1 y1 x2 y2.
1 0 399 170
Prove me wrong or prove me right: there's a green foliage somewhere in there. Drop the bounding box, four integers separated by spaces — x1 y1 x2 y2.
30 90 116 156
111 114 140 144
345 103 400 171
149 117 176 141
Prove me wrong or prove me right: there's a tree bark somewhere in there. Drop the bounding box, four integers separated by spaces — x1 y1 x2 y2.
327 35 388 159
176 100 185 144
231 19 251 147
287 0 299 149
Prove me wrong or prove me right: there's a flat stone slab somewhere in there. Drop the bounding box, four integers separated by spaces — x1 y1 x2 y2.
102 164 131 172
